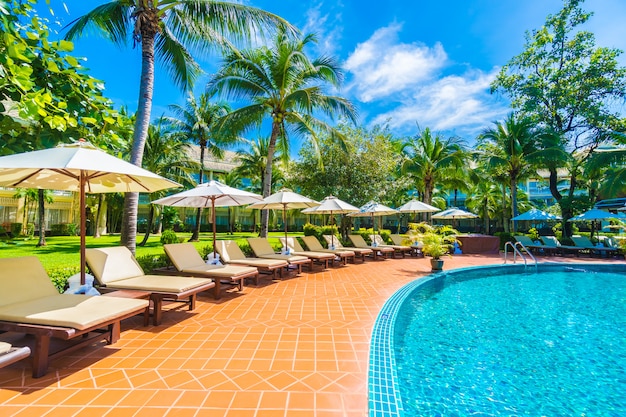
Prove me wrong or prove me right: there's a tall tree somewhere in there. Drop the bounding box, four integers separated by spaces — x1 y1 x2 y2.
401 127 466 206
208 30 358 237
65 0 295 253
167 92 232 241
491 0 626 234
138 118 198 246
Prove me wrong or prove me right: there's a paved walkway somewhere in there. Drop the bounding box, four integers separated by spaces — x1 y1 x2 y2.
0 253 619 416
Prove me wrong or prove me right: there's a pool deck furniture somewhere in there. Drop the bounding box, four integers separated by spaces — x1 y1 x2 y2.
279 237 336 269
348 234 394 260
513 235 560 256
162 243 258 299
369 234 412 258
322 234 371 262
389 234 424 257
247 238 312 275
456 234 501 254
0 342 30 370
570 236 620 258
301 235 356 265
0 256 149 378
215 240 288 282
86 247 215 325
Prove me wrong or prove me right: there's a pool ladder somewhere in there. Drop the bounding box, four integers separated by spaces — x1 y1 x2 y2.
504 241 538 270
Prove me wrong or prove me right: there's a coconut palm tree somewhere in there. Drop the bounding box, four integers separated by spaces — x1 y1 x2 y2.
477 114 566 232
167 92 232 241
65 0 295 253
138 118 198 246
401 127 466 206
208 29 358 237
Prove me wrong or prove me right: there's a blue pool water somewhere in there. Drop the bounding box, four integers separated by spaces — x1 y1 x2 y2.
369 264 626 417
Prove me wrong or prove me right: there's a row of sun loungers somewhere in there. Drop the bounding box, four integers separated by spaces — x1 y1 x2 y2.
513 235 620 257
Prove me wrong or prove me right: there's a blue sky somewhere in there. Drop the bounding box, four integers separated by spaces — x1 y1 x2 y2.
41 0 626 147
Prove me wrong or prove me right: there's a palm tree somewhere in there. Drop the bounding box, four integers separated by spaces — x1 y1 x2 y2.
477 114 566 232
401 127 466 206
167 92 232 241
65 1 295 253
208 30 358 237
138 118 198 246
465 179 500 234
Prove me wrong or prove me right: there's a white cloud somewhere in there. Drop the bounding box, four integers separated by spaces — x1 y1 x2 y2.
302 2 343 56
345 23 509 138
345 23 447 102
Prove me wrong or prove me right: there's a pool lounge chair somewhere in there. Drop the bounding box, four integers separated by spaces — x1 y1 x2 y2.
247 238 312 275
570 236 619 257
513 235 559 256
389 234 423 257
301 235 356 265
86 246 216 325
163 243 259 299
370 234 412 258
0 256 149 377
0 341 31 370
279 237 336 269
215 240 288 282
348 234 394 260
322 235 371 262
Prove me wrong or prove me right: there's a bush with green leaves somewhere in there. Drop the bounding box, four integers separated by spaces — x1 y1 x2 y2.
51 223 78 236
47 265 80 292
135 253 169 273
160 229 180 245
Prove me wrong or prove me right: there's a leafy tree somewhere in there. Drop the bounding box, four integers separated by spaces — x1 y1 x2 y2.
465 179 501 234
167 92 232 241
208 30 358 237
138 118 198 246
491 0 626 234
65 0 295 253
401 127 466 206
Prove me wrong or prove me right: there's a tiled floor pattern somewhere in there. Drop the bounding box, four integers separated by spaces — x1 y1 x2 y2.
0 254 620 416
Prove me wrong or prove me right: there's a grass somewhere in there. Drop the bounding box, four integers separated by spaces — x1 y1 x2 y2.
0 231 302 272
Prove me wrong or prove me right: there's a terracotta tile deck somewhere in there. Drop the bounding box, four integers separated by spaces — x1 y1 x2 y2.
0 254 620 416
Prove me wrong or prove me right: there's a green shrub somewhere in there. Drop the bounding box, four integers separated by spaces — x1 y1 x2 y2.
494 232 514 250
47 265 80 293
10 223 22 236
135 253 169 272
51 223 78 236
303 222 319 237
528 227 539 241
238 241 254 257
160 229 179 245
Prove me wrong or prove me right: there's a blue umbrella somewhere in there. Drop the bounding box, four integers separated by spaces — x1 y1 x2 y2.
512 208 561 221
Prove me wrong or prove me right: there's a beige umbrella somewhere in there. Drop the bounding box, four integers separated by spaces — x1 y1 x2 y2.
248 188 319 250
349 201 398 235
301 195 359 225
432 207 478 228
152 180 263 259
0 140 180 284
397 199 440 223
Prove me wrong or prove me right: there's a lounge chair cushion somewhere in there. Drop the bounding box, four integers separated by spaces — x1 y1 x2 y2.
164 243 257 277
0 257 60 307
0 342 11 355
280 237 335 260
247 238 309 262
86 247 214 293
215 241 287 268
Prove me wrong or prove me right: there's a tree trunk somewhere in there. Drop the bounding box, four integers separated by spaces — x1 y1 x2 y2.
93 194 102 238
510 179 518 233
261 121 280 237
120 30 156 255
139 204 155 247
501 183 509 233
37 189 46 247
190 143 206 241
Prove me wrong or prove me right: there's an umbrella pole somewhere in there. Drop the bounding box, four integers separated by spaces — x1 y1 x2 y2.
79 171 86 285
212 198 217 259
283 204 288 252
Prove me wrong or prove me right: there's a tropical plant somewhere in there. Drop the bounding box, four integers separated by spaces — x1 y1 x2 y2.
208 29 358 237
65 0 295 253
167 92 233 241
401 127 466 205
138 117 198 246
491 0 626 235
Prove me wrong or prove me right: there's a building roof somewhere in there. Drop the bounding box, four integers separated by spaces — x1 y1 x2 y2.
186 145 240 173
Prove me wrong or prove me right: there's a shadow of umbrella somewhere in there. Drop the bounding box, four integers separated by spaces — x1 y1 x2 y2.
0 140 180 283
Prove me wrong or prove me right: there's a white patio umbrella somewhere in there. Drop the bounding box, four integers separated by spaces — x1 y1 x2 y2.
0 140 180 284
432 207 478 228
511 208 561 221
152 180 263 259
301 195 359 225
397 199 440 222
248 189 319 249
349 201 398 234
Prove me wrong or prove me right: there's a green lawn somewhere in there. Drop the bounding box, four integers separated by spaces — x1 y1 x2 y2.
0 231 300 272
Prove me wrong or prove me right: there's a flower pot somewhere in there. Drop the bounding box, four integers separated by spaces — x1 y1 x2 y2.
430 258 444 271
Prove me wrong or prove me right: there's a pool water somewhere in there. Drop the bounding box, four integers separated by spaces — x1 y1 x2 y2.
393 267 626 416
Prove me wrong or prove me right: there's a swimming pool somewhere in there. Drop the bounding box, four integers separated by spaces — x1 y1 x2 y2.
368 263 626 417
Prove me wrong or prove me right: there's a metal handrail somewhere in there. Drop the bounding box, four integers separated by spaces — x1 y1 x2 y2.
504 241 538 270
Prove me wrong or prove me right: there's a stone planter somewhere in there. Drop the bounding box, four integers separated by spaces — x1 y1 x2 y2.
430 258 444 271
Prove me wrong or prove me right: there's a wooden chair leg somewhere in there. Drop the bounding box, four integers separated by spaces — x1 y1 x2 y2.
32 335 50 378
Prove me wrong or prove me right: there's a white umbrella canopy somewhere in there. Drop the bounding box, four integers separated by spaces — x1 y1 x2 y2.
0 140 181 283
397 199 440 213
301 195 358 225
348 201 398 234
511 208 561 221
152 180 263 258
431 208 478 220
248 188 320 247
567 209 621 222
